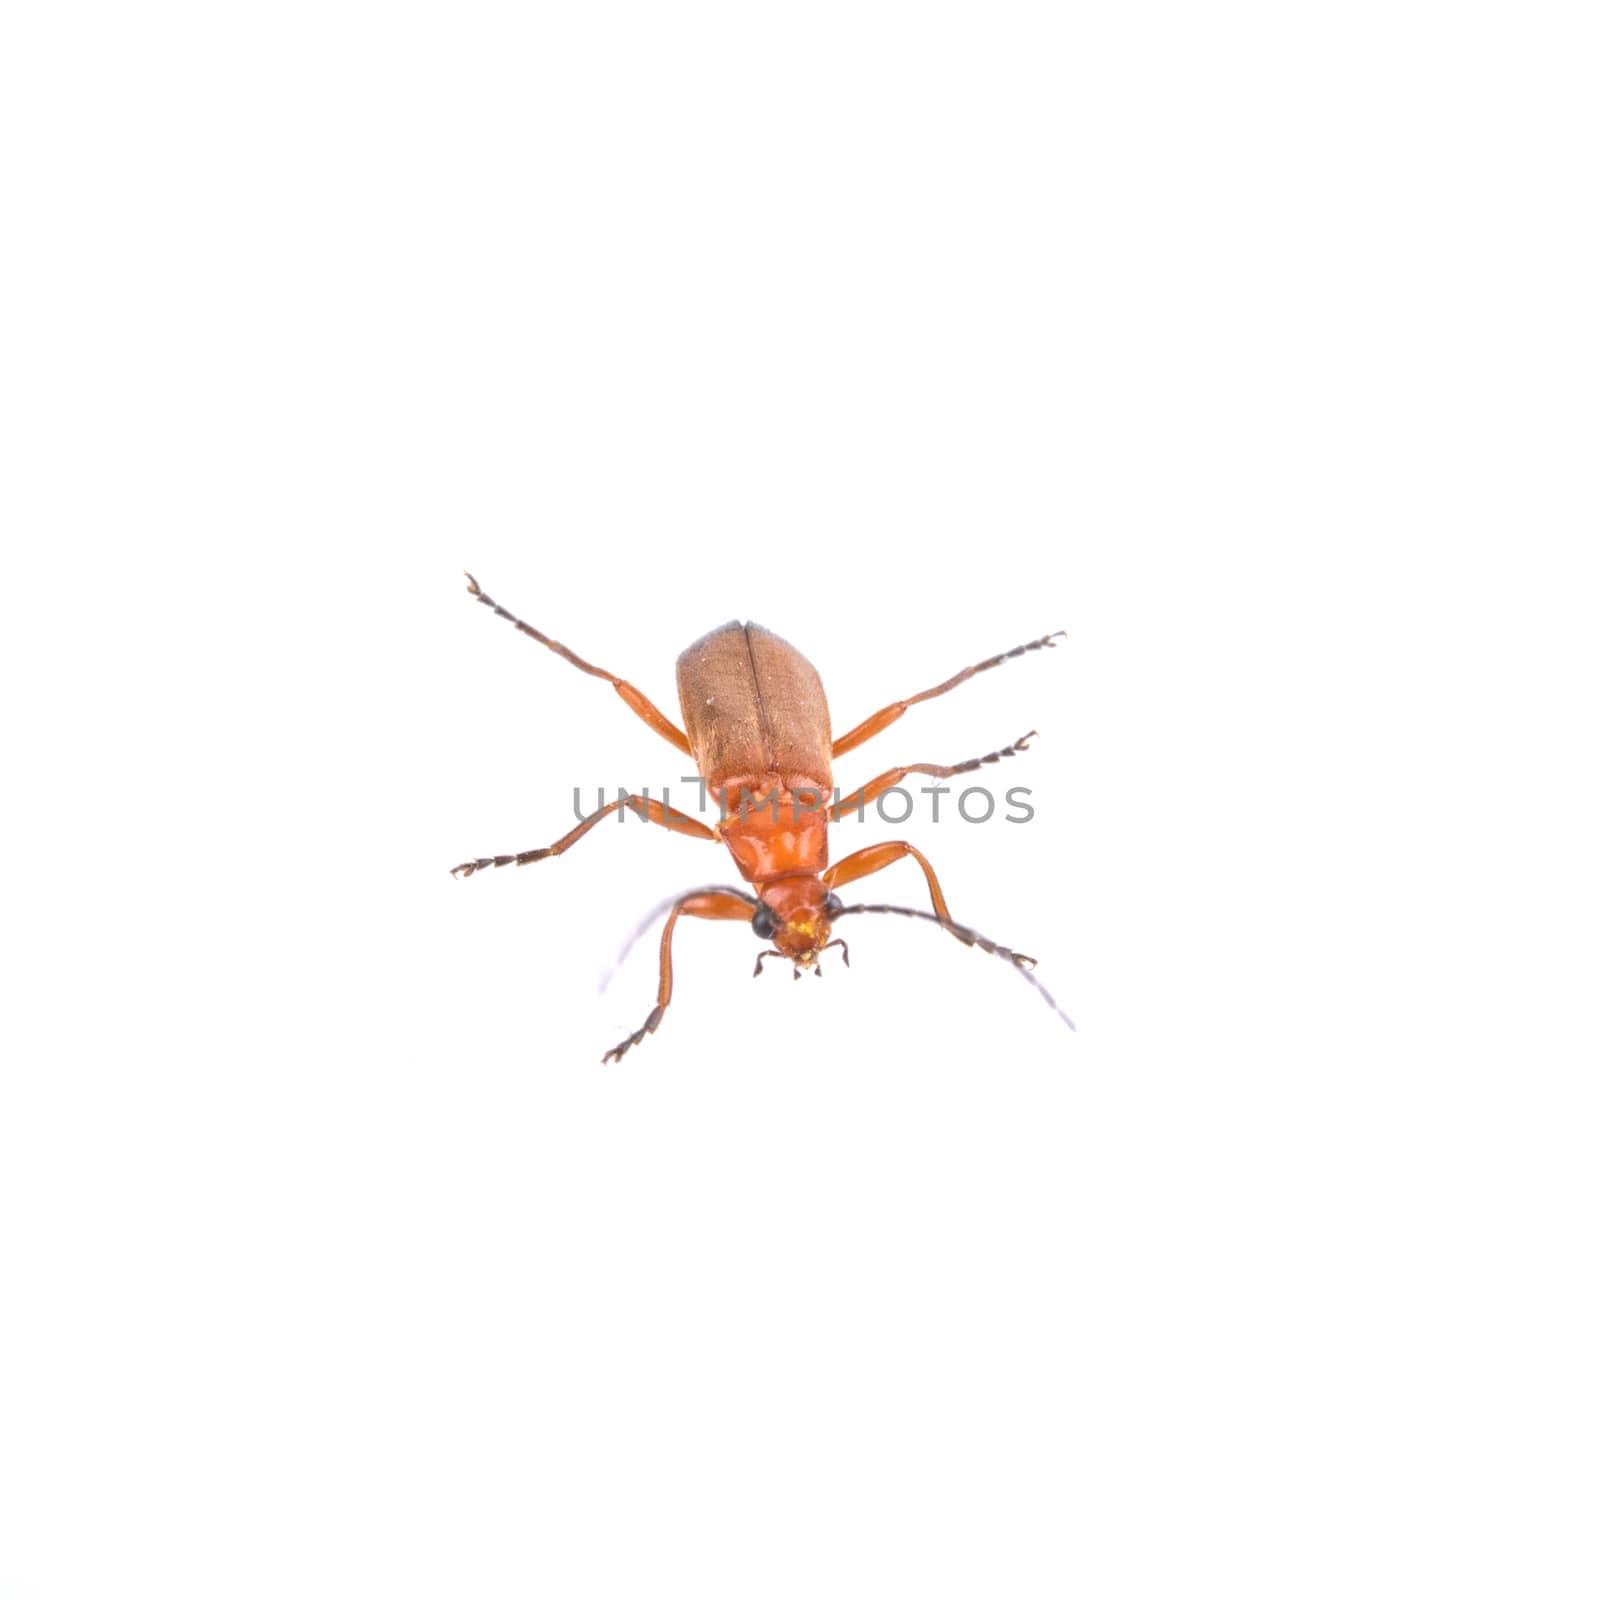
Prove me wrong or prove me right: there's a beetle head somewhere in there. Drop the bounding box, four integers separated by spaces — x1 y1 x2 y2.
753 878 848 973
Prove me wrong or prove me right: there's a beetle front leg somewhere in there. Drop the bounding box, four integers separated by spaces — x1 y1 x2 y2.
452 794 716 878
822 840 958 930
604 890 755 1063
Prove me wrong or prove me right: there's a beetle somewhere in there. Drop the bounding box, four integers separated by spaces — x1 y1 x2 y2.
452 574 1073 1060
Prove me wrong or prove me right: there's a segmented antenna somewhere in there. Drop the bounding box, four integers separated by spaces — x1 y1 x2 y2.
832 902 1076 1031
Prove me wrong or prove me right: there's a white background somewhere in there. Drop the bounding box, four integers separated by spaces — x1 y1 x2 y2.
3 3 1597 1596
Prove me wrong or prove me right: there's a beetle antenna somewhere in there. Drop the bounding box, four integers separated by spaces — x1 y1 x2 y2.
600 884 757 992
832 902 1076 1030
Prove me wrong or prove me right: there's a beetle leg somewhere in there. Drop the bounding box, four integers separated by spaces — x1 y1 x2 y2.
832 731 1036 821
831 632 1065 759
452 793 716 878
464 573 694 757
604 890 754 1063
823 841 964 939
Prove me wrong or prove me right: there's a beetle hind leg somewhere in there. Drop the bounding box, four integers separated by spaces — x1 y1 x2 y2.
464 573 694 757
831 631 1065 758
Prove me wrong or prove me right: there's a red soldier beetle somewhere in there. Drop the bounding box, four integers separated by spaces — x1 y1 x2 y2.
452 574 1073 1060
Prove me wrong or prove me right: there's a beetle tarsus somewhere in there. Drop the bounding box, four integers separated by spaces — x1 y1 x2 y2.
602 1004 664 1064
948 729 1039 775
451 846 553 878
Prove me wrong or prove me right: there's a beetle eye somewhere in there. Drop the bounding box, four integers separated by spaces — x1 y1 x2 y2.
823 892 844 917
751 905 777 940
